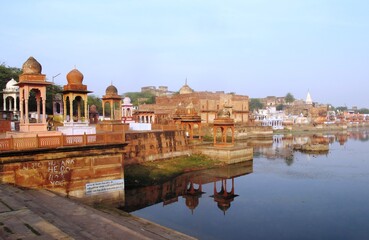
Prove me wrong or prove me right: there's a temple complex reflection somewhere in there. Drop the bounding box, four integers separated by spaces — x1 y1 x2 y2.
122 161 253 214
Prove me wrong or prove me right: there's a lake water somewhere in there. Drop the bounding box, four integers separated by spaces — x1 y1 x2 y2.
125 129 369 240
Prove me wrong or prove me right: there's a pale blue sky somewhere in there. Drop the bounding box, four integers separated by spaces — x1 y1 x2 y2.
1 0 369 107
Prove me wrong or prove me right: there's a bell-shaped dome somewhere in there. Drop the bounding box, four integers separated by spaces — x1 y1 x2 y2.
22 56 42 74
105 85 118 96
66 69 84 85
123 96 132 105
5 78 19 90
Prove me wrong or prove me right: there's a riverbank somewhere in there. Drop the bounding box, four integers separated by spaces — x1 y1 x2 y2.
125 154 223 188
0 183 196 240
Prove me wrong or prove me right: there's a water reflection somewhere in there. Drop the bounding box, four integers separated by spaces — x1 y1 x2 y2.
252 129 369 166
121 161 252 213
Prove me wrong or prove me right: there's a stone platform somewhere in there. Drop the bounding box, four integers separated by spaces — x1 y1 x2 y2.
195 144 253 164
0 184 195 240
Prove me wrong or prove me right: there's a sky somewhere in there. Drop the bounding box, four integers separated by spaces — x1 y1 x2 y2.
1 0 369 108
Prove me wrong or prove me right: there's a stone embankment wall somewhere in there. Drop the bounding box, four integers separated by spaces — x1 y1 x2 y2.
200 124 273 140
124 130 190 165
0 144 126 203
0 120 11 133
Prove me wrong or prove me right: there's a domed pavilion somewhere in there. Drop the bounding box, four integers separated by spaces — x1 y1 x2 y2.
213 105 235 146
2 78 19 119
102 84 122 121
62 68 92 124
17 56 53 132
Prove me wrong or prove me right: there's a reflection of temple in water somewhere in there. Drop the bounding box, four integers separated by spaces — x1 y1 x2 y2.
183 182 205 214
122 161 253 214
210 178 238 215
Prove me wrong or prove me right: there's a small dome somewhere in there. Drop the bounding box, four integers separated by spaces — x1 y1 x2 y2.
5 78 19 90
123 97 131 105
105 85 118 95
66 69 84 85
179 84 194 94
22 56 42 74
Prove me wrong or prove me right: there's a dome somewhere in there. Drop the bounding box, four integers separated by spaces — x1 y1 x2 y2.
179 84 194 94
5 78 19 90
66 69 84 85
105 85 118 95
123 97 132 105
22 56 42 74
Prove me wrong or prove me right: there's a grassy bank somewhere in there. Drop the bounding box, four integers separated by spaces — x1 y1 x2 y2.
124 154 222 188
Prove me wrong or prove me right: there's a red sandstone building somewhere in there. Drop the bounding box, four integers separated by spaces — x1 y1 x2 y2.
135 83 250 125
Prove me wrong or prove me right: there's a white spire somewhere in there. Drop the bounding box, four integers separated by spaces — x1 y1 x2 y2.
306 90 313 105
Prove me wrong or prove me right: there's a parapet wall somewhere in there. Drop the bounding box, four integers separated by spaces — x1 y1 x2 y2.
0 144 126 204
124 130 190 165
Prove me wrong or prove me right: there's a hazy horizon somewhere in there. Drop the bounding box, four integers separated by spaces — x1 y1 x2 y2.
1 1 368 108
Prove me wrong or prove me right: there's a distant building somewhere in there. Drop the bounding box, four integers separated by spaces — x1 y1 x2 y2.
141 86 174 96
259 96 285 107
136 82 249 124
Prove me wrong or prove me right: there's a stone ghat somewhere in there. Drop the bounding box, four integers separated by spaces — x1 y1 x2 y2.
124 130 191 165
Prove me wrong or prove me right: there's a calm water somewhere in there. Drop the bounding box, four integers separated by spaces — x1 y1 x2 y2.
126 129 369 240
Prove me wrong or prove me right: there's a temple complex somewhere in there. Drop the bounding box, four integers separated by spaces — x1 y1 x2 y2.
136 82 249 125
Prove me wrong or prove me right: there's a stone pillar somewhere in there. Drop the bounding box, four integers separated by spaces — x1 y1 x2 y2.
69 97 73 122
63 97 67 122
77 101 81 120
84 96 88 121
42 98 46 124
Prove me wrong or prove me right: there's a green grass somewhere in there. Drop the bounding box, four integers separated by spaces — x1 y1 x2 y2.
125 154 221 188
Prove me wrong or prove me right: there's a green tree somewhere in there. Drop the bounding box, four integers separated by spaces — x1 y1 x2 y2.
249 98 264 111
358 108 369 114
336 106 348 112
0 63 22 107
276 104 284 111
46 84 63 115
124 92 156 106
285 92 295 104
87 95 103 115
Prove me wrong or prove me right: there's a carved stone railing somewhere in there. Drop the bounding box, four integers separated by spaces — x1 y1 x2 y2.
0 132 125 152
